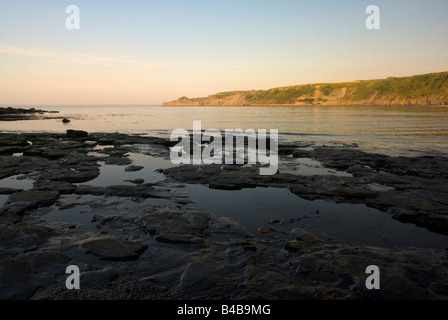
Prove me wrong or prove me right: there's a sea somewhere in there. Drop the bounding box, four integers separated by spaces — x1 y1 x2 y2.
1 105 448 156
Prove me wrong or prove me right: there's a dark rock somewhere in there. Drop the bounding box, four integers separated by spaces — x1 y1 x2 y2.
285 240 302 253
8 190 60 208
0 203 32 217
125 165 144 172
257 227 276 234
155 211 214 244
0 225 55 252
62 118 71 123
0 260 36 299
75 185 105 196
51 170 100 183
34 180 77 194
105 185 152 197
32 251 70 276
0 187 23 195
124 178 145 184
81 238 148 261
105 157 132 166
80 268 118 289
291 228 323 243
66 130 88 138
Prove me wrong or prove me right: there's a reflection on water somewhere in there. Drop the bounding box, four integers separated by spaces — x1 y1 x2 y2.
0 175 34 190
1 105 447 156
185 184 448 249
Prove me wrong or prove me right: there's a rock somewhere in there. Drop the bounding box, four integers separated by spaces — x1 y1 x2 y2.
0 260 36 299
66 130 88 138
208 216 253 238
80 268 118 289
175 261 219 292
0 225 55 252
125 165 144 172
327 186 378 199
138 209 182 235
81 238 148 261
0 187 23 195
257 227 276 234
123 178 144 184
291 228 323 243
32 251 70 275
42 150 65 160
8 190 60 208
75 185 105 196
62 118 70 123
105 157 132 166
155 212 212 244
0 203 33 217
34 180 77 194
105 185 152 197
51 170 100 183
285 240 302 252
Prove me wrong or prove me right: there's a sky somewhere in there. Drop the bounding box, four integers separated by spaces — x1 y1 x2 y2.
0 0 447 106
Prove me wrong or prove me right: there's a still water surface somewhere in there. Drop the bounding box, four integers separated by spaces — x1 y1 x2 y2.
1 105 448 156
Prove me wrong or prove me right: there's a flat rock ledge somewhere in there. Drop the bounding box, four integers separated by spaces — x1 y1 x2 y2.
80 238 148 261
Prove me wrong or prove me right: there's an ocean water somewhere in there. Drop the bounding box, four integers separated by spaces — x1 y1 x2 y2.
1 105 448 156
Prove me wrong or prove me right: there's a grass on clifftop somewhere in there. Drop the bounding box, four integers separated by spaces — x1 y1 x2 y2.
165 71 448 106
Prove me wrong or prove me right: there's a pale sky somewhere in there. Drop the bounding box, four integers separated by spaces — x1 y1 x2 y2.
0 0 447 106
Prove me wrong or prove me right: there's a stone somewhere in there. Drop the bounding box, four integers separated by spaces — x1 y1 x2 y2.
66 130 88 138
8 190 60 208
105 185 151 197
155 214 205 244
285 240 302 252
81 238 148 261
123 178 144 184
0 203 32 217
34 180 77 194
105 157 132 166
0 187 23 195
291 228 323 243
62 118 71 123
125 165 144 172
75 185 105 196
208 216 253 238
52 170 100 183
80 268 118 289
257 227 276 234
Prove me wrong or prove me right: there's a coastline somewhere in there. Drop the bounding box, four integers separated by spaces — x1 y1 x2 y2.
1 130 447 299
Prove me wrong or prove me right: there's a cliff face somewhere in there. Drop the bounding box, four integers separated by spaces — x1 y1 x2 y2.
163 72 448 106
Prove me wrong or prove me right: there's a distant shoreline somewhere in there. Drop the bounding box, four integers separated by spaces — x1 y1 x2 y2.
163 71 448 107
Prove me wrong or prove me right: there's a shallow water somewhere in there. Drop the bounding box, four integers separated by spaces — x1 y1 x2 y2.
0 175 34 190
34 150 448 249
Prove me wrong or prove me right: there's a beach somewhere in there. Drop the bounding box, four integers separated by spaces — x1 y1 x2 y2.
1 122 448 299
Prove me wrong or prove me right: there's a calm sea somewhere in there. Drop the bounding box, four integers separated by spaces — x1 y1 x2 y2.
1 105 448 156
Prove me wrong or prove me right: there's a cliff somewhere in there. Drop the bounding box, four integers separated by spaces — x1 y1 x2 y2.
163 71 448 106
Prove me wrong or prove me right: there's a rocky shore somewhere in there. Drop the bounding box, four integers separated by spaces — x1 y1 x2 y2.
0 107 61 121
1 130 448 300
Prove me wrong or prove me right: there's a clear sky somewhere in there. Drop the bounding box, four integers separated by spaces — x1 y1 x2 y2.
0 0 447 105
